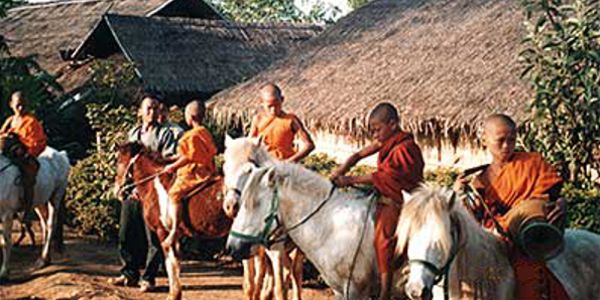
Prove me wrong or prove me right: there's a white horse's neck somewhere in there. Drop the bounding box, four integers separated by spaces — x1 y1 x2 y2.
271 162 377 294
448 206 513 299
273 162 336 225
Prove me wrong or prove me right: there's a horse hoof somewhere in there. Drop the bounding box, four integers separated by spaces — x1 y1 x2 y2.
34 259 50 270
166 294 182 300
0 273 9 284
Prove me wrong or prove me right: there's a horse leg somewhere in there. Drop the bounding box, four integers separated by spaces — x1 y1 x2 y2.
261 269 274 300
242 258 256 300
36 205 49 246
290 248 304 300
254 249 270 300
162 242 182 300
14 221 26 247
35 203 54 269
35 208 47 247
26 220 36 247
0 215 14 281
266 248 287 300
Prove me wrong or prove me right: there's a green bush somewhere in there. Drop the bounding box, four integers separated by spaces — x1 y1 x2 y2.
65 104 136 240
66 151 121 240
562 184 600 233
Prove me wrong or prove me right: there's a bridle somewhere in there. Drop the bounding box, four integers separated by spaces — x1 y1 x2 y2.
228 167 336 247
407 192 464 300
223 158 260 206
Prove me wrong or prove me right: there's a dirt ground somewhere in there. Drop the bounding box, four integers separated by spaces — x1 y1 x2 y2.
0 228 334 300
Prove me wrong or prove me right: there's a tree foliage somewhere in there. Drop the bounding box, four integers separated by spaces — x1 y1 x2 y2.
211 0 337 23
64 61 140 240
0 0 22 18
519 0 600 188
347 0 370 9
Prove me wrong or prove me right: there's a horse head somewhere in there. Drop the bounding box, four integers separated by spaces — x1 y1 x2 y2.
226 166 283 260
222 134 273 218
115 142 142 199
114 142 167 200
395 184 461 300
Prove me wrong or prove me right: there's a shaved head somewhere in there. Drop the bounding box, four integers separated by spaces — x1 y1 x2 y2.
483 113 516 134
11 91 24 103
482 113 517 163
260 83 283 101
185 100 205 125
368 102 400 124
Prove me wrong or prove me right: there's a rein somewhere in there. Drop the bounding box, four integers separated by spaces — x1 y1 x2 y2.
0 160 14 175
229 173 337 247
117 154 169 195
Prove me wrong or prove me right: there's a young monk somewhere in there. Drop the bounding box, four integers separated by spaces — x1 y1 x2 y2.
454 113 568 299
330 102 424 300
162 100 217 248
249 83 314 162
0 91 47 218
249 83 314 299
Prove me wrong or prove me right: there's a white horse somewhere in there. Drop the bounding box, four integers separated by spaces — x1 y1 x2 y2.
0 146 70 280
226 161 420 300
223 136 304 300
396 184 600 300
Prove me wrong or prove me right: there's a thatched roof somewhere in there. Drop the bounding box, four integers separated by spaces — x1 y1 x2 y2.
73 14 323 101
209 0 532 144
0 0 222 91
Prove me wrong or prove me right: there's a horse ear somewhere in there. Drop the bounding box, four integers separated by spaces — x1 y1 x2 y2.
447 190 457 210
265 167 280 187
251 135 263 147
402 190 413 203
225 134 234 148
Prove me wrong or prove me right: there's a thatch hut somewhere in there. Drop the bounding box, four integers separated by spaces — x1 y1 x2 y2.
208 0 532 169
72 14 323 103
0 0 223 92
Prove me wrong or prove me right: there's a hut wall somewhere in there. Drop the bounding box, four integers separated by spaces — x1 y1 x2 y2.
308 130 490 170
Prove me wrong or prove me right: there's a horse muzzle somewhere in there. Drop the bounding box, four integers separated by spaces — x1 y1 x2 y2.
222 192 240 218
226 235 253 260
406 281 433 300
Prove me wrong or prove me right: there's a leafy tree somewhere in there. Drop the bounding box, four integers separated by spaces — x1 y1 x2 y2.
0 0 22 17
0 0 61 127
211 0 335 23
348 0 370 9
519 0 600 188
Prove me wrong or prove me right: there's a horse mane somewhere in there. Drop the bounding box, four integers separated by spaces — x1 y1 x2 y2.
276 163 334 200
241 162 335 208
396 183 486 259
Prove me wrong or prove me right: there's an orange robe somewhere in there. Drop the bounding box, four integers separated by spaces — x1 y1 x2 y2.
371 131 424 273
253 113 297 160
168 126 217 203
3 114 47 157
473 152 569 300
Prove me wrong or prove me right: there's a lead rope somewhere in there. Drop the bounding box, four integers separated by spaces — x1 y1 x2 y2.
345 191 377 300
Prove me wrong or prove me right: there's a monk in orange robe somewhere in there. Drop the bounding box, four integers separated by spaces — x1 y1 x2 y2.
331 102 424 300
249 83 314 161
162 100 217 248
455 114 569 300
0 91 48 217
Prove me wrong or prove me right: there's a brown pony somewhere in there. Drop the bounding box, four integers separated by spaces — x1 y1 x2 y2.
114 142 231 300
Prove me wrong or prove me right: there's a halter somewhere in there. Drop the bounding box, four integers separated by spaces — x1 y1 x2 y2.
228 169 336 247
407 193 464 300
